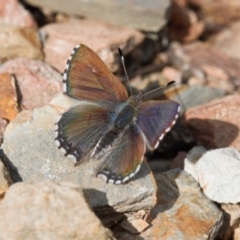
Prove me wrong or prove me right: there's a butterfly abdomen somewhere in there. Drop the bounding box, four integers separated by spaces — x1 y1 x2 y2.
92 103 137 159
92 128 120 159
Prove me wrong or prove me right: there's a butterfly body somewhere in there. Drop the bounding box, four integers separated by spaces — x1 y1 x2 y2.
56 44 180 184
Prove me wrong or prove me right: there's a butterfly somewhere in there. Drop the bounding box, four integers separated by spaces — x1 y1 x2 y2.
55 44 180 184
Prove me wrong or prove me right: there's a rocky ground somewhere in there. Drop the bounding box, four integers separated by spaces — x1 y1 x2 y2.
0 0 240 239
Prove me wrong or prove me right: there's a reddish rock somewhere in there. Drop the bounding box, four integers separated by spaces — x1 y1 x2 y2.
0 0 37 28
184 95 240 150
169 2 204 42
0 73 18 120
0 24 43 63
168 42 240 88
170 151 187 169
0 58 62 110
187 0 240 26
40 18 144 72
210 21 240 61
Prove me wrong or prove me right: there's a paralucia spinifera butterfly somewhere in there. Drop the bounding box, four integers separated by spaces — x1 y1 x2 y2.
55 44 180 184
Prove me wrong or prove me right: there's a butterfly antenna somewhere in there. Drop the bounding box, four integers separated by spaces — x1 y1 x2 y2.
142 81 175 98
118 48 133 96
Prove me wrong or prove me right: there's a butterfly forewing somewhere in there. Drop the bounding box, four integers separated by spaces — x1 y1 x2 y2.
137 100 180 150
64 44 128 104
97 124 145 184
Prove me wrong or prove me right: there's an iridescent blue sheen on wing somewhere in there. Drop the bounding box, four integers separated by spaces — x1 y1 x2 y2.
137 100 180 150
56 104 111 163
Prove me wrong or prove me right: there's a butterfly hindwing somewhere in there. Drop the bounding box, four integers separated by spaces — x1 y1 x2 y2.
63 44 128 104
56 104 111 163
137 100 180 150
97 124 145 184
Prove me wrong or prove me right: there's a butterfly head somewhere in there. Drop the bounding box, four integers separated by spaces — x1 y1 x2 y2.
127 90 143 109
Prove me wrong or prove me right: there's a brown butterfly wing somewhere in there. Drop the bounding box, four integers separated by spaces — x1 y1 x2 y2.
63 44 128 104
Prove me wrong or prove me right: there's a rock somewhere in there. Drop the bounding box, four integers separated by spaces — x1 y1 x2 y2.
0 0 37 28
187 0 240 27
116 169 223 240
184 95 240 150
166 85 225 112
26 0 169 32
120 218 149 234
169 2 204 42
0 24 43 63
211 21 240 61
168 42 240 87
0 118 7 145
0 181 115 240
0 58 62 110
0 161 12 201
0 73 18 121
170 151 187 169
219 204 240 240
40 18 144 73
0 94 157 225
184 147 240 204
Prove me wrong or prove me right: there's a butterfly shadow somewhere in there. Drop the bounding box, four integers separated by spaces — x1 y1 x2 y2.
146 172 180 225
83 188 125 226
0 148 23 183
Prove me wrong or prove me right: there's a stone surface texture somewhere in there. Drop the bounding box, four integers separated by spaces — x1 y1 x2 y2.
184 147 240 204
116 169 223 240
40 18 144 72
0 58 62 110
25 0 169 32
0 0 37 28
0 73 18 120
0 181 115 240
184 95 240 150
1 94 157 225
0 24 42 63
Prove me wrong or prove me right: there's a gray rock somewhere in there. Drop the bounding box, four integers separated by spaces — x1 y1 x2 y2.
0 181 115 240
1 94 157 225
184 147 240 204
26 0 170 32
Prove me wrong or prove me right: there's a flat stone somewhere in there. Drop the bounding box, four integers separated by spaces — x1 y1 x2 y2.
40 18 144 72
0 58 62 110
26 0 169 32
0 24 42 63
0 181 115 240
184 95 240 150
120 218 149 234
0 73 18 121
116 169 223 240
0 0 37 28
1 94 157 225
184 147 240 204
165 85 225 112
0 161 12 201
